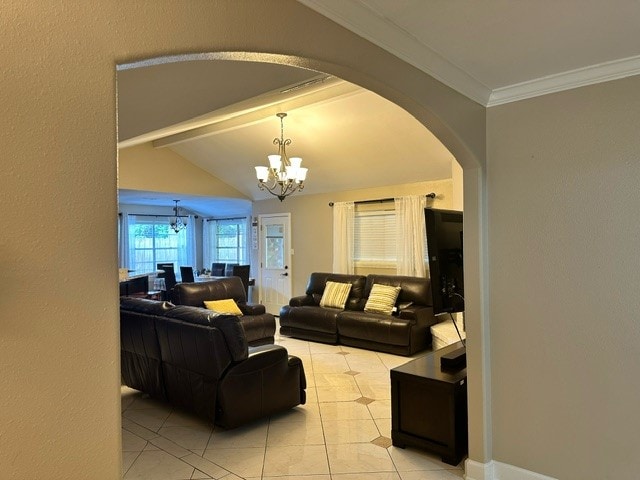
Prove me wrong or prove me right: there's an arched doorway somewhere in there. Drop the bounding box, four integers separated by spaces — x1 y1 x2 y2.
117 52 488 468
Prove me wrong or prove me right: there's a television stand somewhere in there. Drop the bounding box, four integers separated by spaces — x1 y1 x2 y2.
391 342 468 465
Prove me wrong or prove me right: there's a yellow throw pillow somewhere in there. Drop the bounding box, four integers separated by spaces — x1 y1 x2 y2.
319 281 352 309
364 284 401 316
204 299 243 316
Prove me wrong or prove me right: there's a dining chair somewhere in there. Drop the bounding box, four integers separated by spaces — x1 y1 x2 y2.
231 264 251 298
211 262 226 276
156 263 177 297
180 266 195 283
224 263 238 277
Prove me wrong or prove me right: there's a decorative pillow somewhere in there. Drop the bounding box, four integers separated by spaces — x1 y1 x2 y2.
319 281 352 309
364 284 401 315
204 299 243 316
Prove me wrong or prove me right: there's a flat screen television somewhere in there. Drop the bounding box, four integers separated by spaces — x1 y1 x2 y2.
424 208 464 315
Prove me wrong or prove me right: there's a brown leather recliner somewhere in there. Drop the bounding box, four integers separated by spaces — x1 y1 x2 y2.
170 277 275 346
279 272 367 344
120 296 306 428
279 272 439 356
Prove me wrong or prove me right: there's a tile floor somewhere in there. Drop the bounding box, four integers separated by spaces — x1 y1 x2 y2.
121 329 466 480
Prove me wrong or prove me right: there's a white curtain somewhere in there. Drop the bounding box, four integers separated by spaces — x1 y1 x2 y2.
332 201 355 274
395 195 428 276
185 215 197 267
118 213 134 269
202 219 212 271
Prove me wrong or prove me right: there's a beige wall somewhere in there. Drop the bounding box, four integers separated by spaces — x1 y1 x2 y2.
253 179 455 296
1 1 487 478
487 75 640 479
119 142 247 199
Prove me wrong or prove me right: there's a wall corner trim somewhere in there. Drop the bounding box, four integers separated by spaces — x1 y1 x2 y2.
464 459 558 480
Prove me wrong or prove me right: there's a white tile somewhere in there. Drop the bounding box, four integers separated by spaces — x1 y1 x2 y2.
333 473 401 480
263 444 330 476
326 443 395 474
122 429 149 452
270 402 321 424
123 407 172 432
308 342 343 354
123 450 194 480
374 417 392 438
322 418 381 444
202 446 265 478
190 469 213 479
313 372 359 388
181 453 231 478
163 409 211 428
358 383 392 401
148 435 191 458
367 399 392 419
207 421 268 449
316 385 362 403
389 446 461 471
122 451 141 474
355 371 392 385
319 400 374 420
267 419 325 446
263 476 330 480
124 422 161 441
158 425 213 451
399 470 464 479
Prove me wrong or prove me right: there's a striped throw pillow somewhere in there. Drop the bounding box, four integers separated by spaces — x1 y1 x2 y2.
364 284 401 315
319 281 352 309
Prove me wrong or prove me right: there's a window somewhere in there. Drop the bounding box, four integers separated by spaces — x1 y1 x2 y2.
353 205 429 269
204 218 248 265
354 209 397 267
127 215 190 274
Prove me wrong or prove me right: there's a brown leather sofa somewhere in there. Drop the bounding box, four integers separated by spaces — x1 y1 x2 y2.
279 272 439 356
170 277 275 346
120 296 306 428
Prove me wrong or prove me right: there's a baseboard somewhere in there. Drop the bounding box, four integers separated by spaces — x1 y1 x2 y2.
465 459 558 480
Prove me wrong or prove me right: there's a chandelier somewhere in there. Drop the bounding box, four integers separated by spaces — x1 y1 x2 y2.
255 113 308 201
170 200 187 233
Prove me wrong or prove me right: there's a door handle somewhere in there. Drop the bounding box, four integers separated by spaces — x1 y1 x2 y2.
281 272 288 276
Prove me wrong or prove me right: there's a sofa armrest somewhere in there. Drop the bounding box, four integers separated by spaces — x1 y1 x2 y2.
399 305 439 327
289 295 315 307
217 344 306 428
239 303 266 315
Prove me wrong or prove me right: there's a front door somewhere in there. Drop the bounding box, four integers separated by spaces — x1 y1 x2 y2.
258 213 292 315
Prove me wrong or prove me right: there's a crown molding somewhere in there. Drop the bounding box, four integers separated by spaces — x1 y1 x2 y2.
487 55 640 106
297 0 492 106
298 0 640 108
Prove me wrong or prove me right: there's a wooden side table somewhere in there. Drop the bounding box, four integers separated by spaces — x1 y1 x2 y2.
391 342 468 465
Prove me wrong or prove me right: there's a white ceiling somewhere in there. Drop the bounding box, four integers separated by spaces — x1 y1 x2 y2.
117 2 640 215
299 0 640 105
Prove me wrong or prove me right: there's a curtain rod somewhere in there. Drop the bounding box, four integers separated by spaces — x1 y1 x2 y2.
328 192 436 207
118 212 196 219
205 216 247 222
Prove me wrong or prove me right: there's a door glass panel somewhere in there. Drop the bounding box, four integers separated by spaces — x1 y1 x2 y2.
265 224 284 269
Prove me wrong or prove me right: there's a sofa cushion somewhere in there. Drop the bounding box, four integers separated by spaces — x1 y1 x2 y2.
305 272 367 310
204 298 243 316
364 283 401 315
338 310 414 346
279 305 341 334
319 281 352 309
171 277 247 306
364 274 432 307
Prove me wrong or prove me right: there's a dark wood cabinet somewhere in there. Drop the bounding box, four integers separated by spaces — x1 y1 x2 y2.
391 342 468 465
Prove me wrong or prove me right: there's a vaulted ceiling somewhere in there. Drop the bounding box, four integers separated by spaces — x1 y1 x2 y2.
117 1 640 216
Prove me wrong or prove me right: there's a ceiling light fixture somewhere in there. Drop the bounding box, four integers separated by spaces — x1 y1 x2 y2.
255 113 308 202
170 199 187 233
